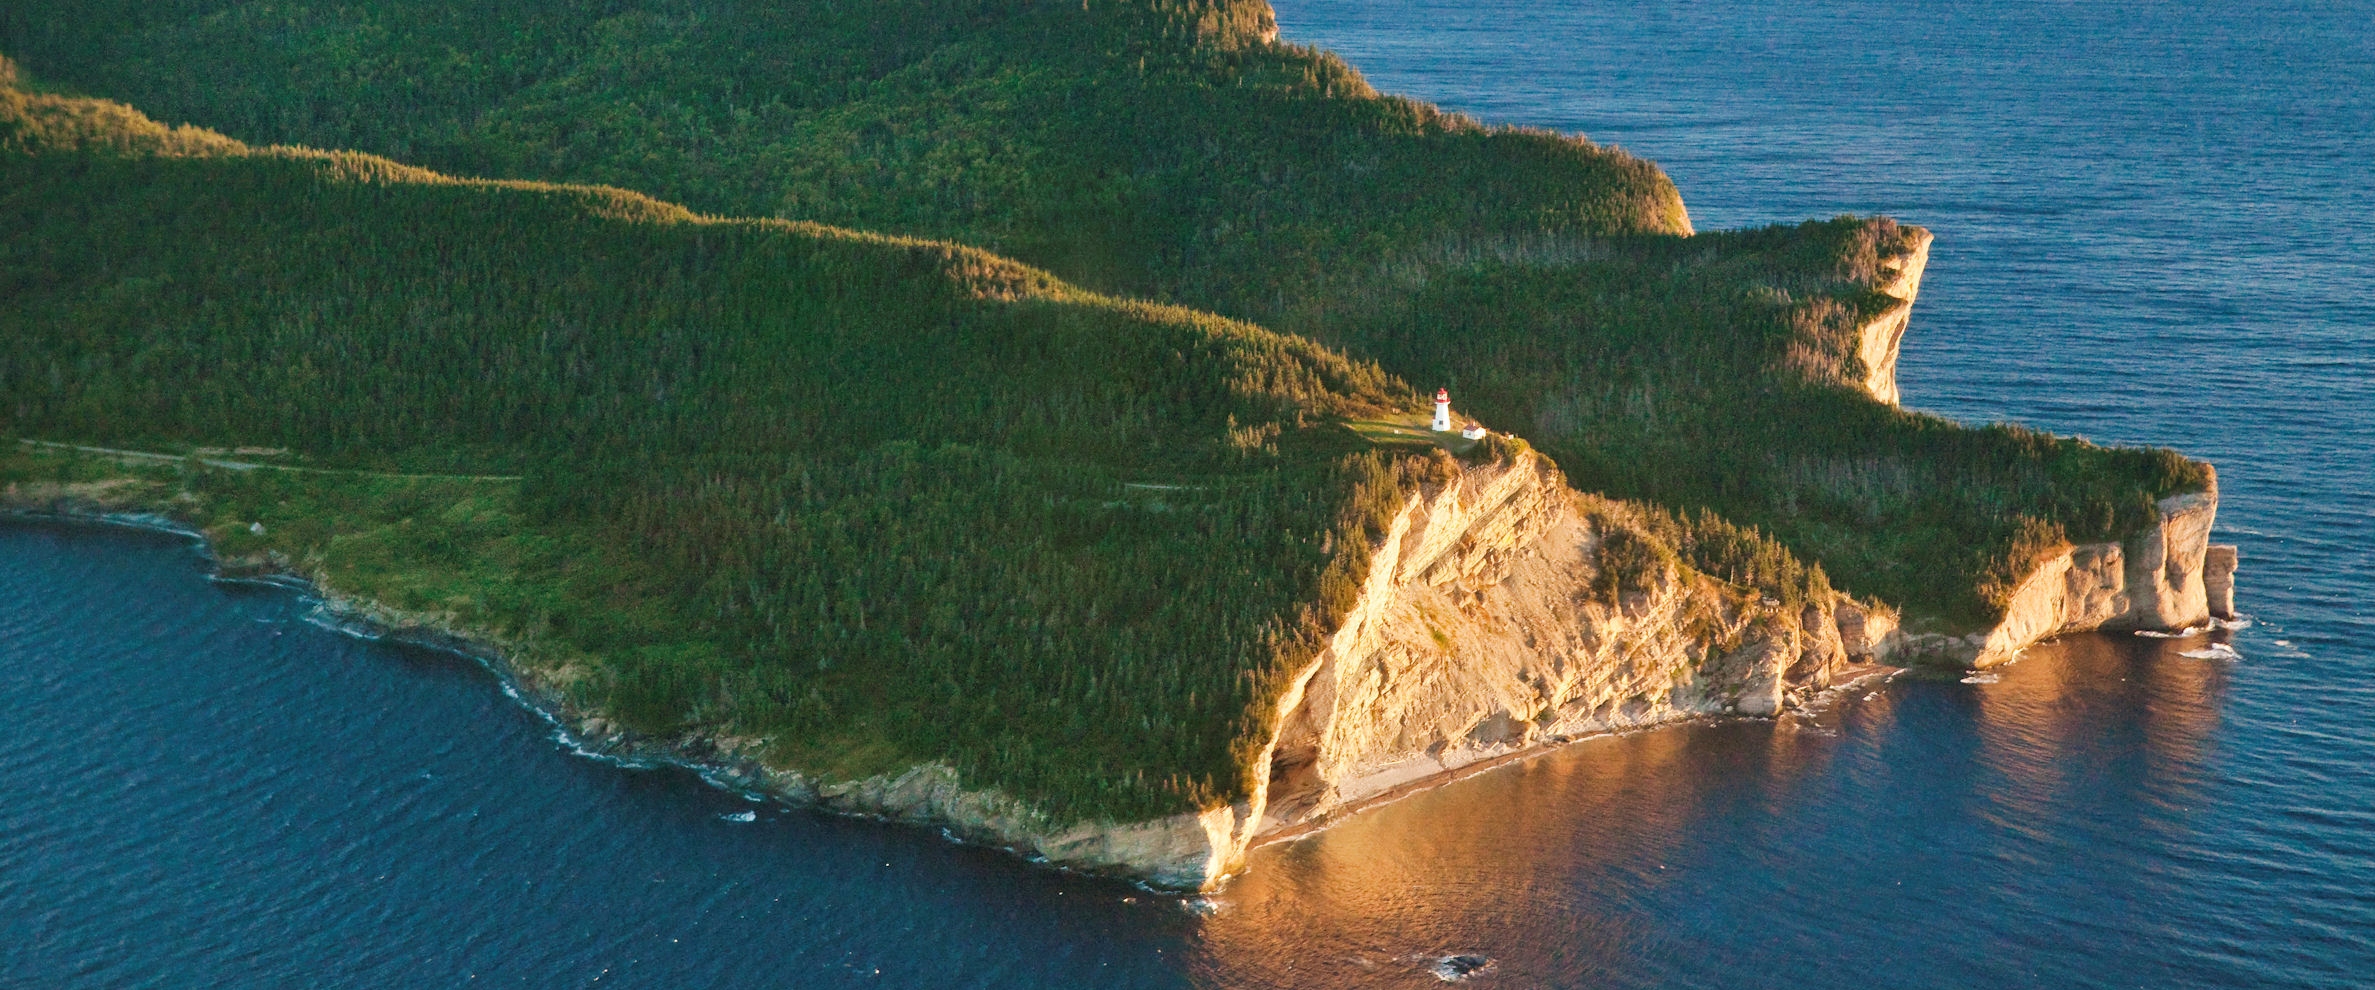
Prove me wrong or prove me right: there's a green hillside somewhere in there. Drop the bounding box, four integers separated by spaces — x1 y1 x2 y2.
1349 219 2209 624
0 1 2207 626
2 75 1450 821
0 0 1686 316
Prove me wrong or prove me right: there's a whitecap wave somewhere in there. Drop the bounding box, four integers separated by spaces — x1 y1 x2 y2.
1960 673 2001 685
302 608 385 640
720 810 757 823
2180 643 2243 661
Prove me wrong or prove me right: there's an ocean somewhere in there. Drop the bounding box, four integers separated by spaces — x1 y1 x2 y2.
5 1 2370 986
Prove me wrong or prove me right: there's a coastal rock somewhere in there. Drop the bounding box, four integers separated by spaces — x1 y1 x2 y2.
766 451 1895 888
1856 227 1935 406
1835 598 1899 659
744 763 1241 889
1160 451 1880 882
2205 544 2239 619
1900 473 2223 667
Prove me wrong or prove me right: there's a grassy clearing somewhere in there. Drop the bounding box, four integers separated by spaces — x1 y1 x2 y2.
1 441 605 663
1341 414 1484 457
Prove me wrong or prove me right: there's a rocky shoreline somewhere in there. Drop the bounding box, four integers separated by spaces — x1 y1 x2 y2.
0 493 1875 889
1 462 2234 890
0 496 1240 887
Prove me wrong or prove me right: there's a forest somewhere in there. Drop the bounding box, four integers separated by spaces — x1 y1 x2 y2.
0 0 2206 626
3 73 1442 820
1 0 2207 824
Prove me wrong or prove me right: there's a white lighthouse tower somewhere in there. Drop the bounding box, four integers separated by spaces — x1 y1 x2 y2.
1432 388 1453 432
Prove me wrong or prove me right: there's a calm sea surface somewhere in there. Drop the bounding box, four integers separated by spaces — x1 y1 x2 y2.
6 1 2371 986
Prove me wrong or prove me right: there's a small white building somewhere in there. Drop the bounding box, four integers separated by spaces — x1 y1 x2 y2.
1432 388 1453 432
1462 424 1489 440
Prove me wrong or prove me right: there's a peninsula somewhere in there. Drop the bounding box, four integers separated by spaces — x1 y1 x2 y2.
0 0 2231 888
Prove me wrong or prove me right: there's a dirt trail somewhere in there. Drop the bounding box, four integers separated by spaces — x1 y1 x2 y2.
15 439 525 482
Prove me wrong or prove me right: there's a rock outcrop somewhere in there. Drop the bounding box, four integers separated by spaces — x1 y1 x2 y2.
874 448 1897 887
2205 544 2239 620
1857 227 1935 407
1897 470 2233 666
4 439 2229 891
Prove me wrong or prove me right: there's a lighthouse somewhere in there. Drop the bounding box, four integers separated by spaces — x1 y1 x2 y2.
1432 388 1453 432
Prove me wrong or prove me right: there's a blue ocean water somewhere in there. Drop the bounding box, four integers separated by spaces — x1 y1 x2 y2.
5 2 2370 987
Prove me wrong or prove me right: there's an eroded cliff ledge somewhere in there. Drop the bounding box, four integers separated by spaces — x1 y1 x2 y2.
1899 474 2239 667
876 444 2236 887
1858 226 1934 407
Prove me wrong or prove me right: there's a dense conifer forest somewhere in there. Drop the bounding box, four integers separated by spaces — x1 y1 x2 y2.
2 0 2208 824
0 0 2206 627
3 73 1442 819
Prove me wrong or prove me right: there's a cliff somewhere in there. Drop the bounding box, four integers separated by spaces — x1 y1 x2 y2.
1857 227 1935 406
1838 225 2237 665
1900 476 2241 666
0 430 2224 892
689 448 1899 887
1 67 2235 892
1235 451 1889 840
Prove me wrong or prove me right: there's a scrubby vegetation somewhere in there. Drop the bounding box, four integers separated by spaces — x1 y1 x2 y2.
0 2 2207 625
2 80 1448 821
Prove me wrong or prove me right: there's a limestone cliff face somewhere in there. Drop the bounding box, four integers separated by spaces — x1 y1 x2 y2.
1239 452 1873 841
908 449 1889 887
1897 470 2238 667
1832 227 2239 664
733 449 1897 888
2205 544 2239 620
1857 227 1934 406
7 442 2229 892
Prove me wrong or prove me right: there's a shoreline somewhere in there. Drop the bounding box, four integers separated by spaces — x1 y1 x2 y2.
0 484 2213 889
0 506 1212 890
1 506 1910 891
